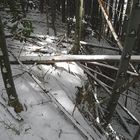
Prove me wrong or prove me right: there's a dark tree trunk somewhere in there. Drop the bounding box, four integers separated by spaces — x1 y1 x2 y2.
56 0 61 11
45 0 49 34
121 0 132 43
70 0 83 54
61 0 66 23
39 0 45 13
50 0 57 35
91 0 99 30
0 17 23 113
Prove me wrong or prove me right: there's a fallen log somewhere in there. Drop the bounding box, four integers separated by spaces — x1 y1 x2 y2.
9 55 140 64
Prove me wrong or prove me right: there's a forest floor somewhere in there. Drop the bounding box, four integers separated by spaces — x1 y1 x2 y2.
0 9 140 140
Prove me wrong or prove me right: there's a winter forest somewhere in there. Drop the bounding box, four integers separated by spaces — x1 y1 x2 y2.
0 0 140 140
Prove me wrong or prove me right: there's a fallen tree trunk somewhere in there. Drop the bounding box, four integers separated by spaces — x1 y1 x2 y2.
8 55 140 64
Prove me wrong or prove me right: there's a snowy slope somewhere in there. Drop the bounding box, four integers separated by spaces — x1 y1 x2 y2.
0 67 85 140
0 61 108 140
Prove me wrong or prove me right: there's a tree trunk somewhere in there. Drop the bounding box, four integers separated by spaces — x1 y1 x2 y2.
121 0 132 43
45 0 49 34
61 0 66 23
71 0 83 54
0 17 23 113
91 0 99 30
39 0 45 13
50 0 57 35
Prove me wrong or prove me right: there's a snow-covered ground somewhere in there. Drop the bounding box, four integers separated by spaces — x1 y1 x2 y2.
0 63 88 140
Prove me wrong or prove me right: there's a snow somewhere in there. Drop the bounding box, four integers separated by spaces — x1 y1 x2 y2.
2 67 7 73
0 68 85 140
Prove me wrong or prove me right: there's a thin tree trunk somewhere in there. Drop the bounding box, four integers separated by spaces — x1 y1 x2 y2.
67 0 70 37
121 0 132 43
91 0 99 30
71 0 83 54
114 0 124 36
50 0 57 35
0 17 23 113
45 0 49 34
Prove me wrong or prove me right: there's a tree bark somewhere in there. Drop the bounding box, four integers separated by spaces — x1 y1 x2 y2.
50 0 57 35
121 0 132 43
71 0 83 54
39 0 45 13
61 0 66 22
0 17 23 113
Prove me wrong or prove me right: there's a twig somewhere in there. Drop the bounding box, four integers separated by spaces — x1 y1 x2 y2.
81 63 115 82
88 62 138 76
56 34 65 46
